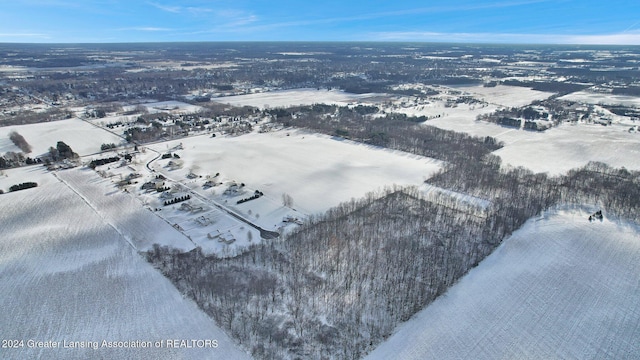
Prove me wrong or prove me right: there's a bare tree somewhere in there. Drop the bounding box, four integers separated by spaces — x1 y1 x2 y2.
281 193 294 207
8 131 32 153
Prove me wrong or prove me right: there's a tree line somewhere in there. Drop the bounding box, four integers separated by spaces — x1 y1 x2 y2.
269 103 502 165
8 182 38 192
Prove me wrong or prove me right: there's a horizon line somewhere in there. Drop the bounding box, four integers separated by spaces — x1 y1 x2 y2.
1 40 640 47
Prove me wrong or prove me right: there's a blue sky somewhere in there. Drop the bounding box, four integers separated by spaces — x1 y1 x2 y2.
1 0 639 44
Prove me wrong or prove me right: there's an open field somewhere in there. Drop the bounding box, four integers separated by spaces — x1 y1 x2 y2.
117 129 444 255
493 121 640 174
0 118 123 157
366 207 640 360
424 107 640 175
392 98 498 121
89 114 139 127
149 130 443 215
392 85 640 175
560 91 640 107
390 84 553 120
0 164 59 192
451 84 553 107
0 167 250 360
213 88 384 108
138 101 203 114
55 168 196 252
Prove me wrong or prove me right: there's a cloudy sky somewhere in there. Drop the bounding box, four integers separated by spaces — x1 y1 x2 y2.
1 0 640 44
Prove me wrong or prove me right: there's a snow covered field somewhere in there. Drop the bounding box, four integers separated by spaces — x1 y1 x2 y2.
423 106 640 174
119 100 203 115
392 84 639 175
493 121 640 174
366 207 640 360
0 118 123 157
138 101 203 114
149 130 443 215
89 114 138 126
0 164 58 192
560 91 640 107
55 168 196 252
450 84 553 107
0 167 250 360
212 88 382 108
393 97 498 121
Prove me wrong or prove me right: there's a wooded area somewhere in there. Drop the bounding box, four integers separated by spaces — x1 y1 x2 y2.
147 111 640 359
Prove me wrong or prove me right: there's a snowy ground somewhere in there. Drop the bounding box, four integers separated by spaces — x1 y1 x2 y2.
450 84 553 107
559 91 640 107
55 168 196 252
133 130 442 254
392 97 498 121
425 109 512 138
137 101 203 114
366 206 640 360
423 104 640 174
148 130 443 215
492 121 640 174
0 118 123 157
391 84 640 175
212 88 384 108
89 114 139 127
0 164 58 192
0 167 250 360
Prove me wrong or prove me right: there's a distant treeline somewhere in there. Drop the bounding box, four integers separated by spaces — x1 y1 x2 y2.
501 79 589 95
0 108 73 127
600 104 640 118
611 86 640 97
271 103 501 165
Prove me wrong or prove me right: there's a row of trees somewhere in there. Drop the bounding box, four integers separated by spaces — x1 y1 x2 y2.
237 191 264 205
164 194 191 206
89 156 119 169
0 132 32 169
8 182 38 192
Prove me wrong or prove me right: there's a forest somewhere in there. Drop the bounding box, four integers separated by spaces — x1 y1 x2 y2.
147 106 640 359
